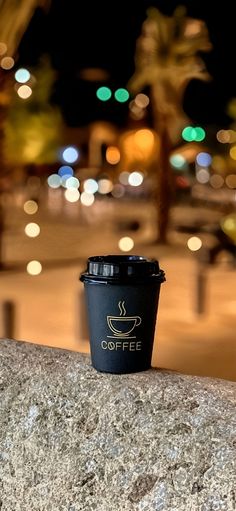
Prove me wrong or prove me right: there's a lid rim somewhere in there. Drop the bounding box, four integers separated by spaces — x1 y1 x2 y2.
80 255 165 282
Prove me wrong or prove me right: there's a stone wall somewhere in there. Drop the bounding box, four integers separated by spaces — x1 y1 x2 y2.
1 339 236 510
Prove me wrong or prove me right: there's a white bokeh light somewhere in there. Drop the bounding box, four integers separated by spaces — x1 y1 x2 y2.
128 171 144 187
24 222 40 238
64 189 80 202
62 146 79 163
80 192 95 206
118 236 134 252
187 236 202 251
26 260 42 275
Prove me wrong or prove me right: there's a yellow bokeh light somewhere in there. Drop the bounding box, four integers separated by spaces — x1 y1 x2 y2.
24 222 40 238
229 146 236 160
221 214 236 243
187 236 202 251
1 56 14 69
23 200 38 215
118 236 134 252
105 146 120 165
225 174 236 189
17 85 32 99
228 130 236 143
216 130 230 143
26 260 42 276
134 129 154 151
98 179 113 194
121 129 158 164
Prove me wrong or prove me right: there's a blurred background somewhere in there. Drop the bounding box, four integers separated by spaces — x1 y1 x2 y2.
0 0 235 381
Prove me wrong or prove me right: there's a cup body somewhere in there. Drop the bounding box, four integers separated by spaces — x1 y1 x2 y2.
80 255 165 374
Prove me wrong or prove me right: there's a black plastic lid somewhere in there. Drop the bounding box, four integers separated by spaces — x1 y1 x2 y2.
80 255 165 284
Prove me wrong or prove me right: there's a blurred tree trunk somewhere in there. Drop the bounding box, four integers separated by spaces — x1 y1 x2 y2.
155 122 173 243
150 87 174 243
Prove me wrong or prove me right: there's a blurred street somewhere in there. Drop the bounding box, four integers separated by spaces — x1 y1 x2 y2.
0 188 235 382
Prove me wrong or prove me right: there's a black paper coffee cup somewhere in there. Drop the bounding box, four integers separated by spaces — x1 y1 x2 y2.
80 255 165 374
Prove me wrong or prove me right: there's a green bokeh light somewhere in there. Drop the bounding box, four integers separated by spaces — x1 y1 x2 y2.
169 154 187 170
182 126 206 142
114 88 129 103
96 86 112 101
194 127 206 142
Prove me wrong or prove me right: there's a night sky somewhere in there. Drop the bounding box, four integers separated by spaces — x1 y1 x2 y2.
17 0 235 129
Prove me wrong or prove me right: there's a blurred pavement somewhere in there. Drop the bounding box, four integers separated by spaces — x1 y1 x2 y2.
0 191 235 382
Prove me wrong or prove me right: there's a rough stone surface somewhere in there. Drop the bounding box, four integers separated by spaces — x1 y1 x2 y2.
1 339 236 511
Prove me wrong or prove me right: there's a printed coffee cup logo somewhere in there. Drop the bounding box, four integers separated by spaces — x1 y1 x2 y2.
107 301 142 338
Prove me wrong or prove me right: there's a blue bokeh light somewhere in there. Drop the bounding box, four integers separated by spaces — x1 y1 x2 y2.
58 165 74 177
62 146 79 164
15 68 30 83
196 152 212 167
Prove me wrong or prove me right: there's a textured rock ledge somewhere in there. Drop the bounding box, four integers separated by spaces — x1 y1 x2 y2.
0 339 236 511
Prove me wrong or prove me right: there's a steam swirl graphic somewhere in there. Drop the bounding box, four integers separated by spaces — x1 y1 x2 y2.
118 301 126 316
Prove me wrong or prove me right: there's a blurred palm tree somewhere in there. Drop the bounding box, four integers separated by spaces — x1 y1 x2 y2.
128 6 212 243
3 56 63 166
0 0 50 57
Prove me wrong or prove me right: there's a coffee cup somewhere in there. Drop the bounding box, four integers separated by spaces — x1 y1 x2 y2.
80 255 165 374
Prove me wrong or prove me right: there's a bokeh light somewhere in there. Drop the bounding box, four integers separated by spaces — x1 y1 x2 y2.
96 86 112 101
187 236 202 251
58 165 73 177
225 175 236 189
216 130 231 143
134 129 154 150
84 179 98 194
128 171 144 187
1 56 14 70
80 192 95 206
196 168 210 183
98 178 113 194
24 222 40 238
119 171 130 185
134 93 149 108
65 177 80 189
170 154 186 169
62 146 79 163
64 188 80 202
27 260 42 275
118 236 134 252
47 174 61 188
114 88 129 102
17 85 32 99
182 126 205 142
23 200 38 215
15 68 30 83
196 152 212 167
229 146 236 161
221 215 236 243
209 174 224 189
105 146 120 164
